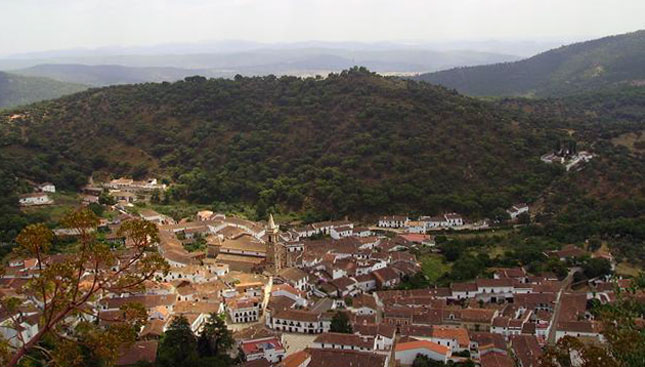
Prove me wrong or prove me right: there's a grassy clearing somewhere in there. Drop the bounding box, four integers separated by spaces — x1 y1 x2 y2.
445 228 514 240
615 262 642 277
611 130 645 153
420 255 451 283
21 191 81 224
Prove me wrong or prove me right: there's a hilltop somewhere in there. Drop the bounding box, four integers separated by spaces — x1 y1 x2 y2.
415 30 645 97
0 71 87 108
0 68 561 220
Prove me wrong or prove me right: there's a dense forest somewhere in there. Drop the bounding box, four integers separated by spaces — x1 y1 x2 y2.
0 68 561 220
0 71 87 108
414 30 645 97
1 67 643 264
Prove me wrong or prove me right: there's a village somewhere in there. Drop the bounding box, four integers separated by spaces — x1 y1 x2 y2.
2 177 627 367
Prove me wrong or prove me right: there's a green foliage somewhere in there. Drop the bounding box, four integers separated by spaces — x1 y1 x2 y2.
196 313 234 362
416 30 645 97
330 311 352 334
0 71 86 108
88 202 104 216
157 316 199 367
0 70 560 220
582 257 613 279
158 314 233 367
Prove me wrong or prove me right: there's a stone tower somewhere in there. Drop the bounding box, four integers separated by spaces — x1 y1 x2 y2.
265 214 284 273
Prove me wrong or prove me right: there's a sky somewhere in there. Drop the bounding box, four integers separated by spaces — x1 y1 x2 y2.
0 0 644 56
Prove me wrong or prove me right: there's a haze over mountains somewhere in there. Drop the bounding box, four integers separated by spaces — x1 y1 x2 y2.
415 30 645 97
3 46 522 85
0 71 86 108
1 32 645 108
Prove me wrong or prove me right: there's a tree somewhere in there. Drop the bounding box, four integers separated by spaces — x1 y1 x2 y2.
196 313 233 359
330 311 352 334
0 209 169 367
582 257 612 279
98 192 115 206
157 316 200 367
413 354 446 367
88 202 104 217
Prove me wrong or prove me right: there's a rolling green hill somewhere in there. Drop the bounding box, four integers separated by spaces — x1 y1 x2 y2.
1 68 643 263
0 68 562 220
0 71 87 108
415 30 645 97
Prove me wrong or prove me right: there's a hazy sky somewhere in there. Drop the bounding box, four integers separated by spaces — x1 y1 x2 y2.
1 0 644 55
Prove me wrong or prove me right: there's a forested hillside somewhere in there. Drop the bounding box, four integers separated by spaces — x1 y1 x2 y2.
1 67 644 264
497 87 645 262
415 30 645 97
0 71 87 108
0 68 562 221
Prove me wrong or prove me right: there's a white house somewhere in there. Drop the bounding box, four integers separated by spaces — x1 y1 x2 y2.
312 332 374 352
38 183 56 193
443 213 464 227
19 193 52 206
226 296 260 323
395 340 450 365
267 310 331 334
330 225 354 239
405 221 426 234
240 336 286 364
378 216 409 228
507 203 529 220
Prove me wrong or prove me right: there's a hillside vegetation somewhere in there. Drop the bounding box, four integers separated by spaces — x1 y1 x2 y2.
0 68 561 221
1 68 643 264
415 30 645 97
0 71 87 108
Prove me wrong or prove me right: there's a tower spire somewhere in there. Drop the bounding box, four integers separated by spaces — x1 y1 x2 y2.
268 213 276 231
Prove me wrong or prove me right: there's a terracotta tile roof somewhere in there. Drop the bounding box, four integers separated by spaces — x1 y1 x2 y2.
352 294 377 310
373 267 400 283
480 352 515 367
306 348 387 367
280 350 310 367
241 336 285 355
353 323 396 338
451 282 478 292
116 340 158 366
471 332 507 351
100 294 177 310
314 332 373 349
460 308 497 323
273 309 322 322
511 334 542 367
243 359 271 367
140 319 166 338
278 267 308 282
267 295 297 312
431 326 470 348
395 340 449 355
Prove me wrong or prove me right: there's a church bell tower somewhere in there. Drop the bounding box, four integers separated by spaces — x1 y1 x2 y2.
265 214 284 273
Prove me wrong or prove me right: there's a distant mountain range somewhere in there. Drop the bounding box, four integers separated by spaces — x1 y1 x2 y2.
14 64 210 86
3 48 521 87
414 30 645 97
0 71 86 109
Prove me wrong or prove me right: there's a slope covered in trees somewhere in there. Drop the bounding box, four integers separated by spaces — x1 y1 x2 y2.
415 30 645 97
0 68 562 221
0 71 87 108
